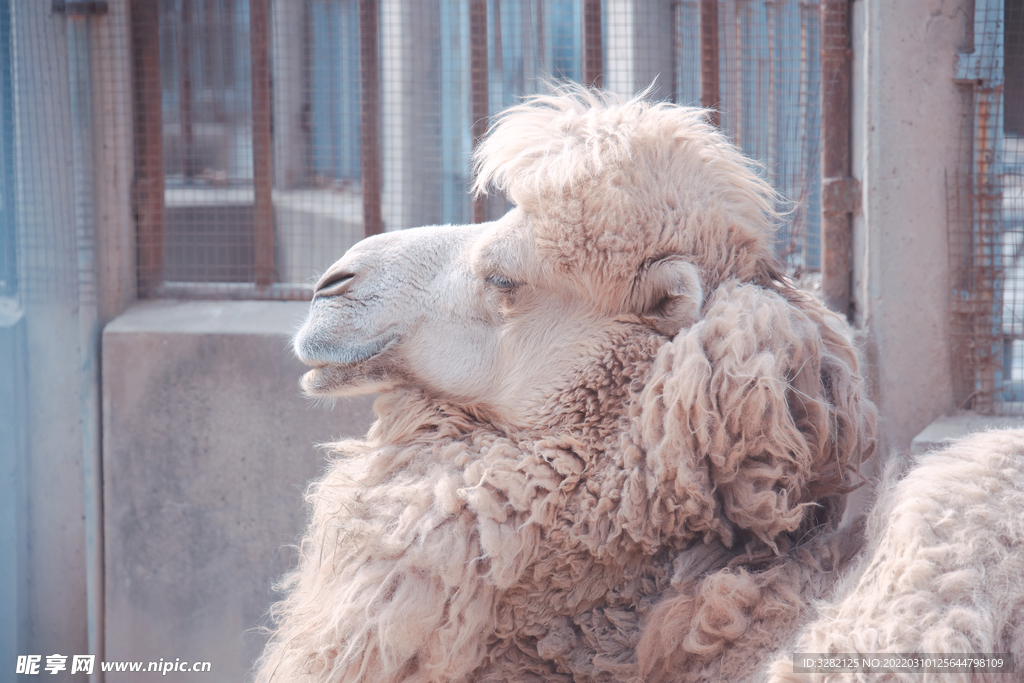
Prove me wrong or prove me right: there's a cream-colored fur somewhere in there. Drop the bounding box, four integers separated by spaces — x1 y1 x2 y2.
255 85 883 682
759 428 1024 683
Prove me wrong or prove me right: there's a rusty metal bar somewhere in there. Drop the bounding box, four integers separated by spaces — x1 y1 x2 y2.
131 0 164 296
732 1 743 146
766 0 777 182
699 0 720 127
359 0 383 236
470 0 488 224
669 1 680 103
178 0 195 178
972 89 1002 411
582 0 602 88
798 0 812 267
493 0 504 75
250 0 274 286
536 0 546 69
820 0 855 318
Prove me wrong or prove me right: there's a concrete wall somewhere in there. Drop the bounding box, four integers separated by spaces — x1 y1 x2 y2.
0 301 28 675
851 0 971 457
102 301 375 681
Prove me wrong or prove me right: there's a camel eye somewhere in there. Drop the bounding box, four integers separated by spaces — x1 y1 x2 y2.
485 273 520 291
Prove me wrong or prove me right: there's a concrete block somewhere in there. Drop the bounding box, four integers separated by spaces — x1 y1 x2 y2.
102 300 375 681
910 412 1024 455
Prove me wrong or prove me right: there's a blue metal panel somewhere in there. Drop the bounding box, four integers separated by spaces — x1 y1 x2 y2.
675 1 701 107
310 1 331 177
440 0 471 223
310 0 362 181
0 0 15 296
547 0 581 81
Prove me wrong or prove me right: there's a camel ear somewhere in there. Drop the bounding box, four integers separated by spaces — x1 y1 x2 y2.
642 257 704 337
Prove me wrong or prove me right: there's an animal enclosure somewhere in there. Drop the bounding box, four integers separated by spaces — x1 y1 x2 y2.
3 1 1024 680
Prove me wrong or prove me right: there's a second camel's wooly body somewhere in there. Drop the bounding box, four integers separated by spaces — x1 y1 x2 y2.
762 427 1024 683
255 86 876 682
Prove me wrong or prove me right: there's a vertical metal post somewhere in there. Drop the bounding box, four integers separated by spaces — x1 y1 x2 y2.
470 0 488 224
250 0 274 286
536 0 546 71
493 0 504 81
670 1 680 103
699 0 720 127
359 0 383 236
798 0 813 268
820 0 855 317
66 10 104 681
327 7 339 179
582 0 602 88
733 1 744 147
178 0 195 179
132 0 164 296
766 0 777 182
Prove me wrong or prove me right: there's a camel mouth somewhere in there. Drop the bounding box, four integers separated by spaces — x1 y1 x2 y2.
299 334 400 395
299 333 400 369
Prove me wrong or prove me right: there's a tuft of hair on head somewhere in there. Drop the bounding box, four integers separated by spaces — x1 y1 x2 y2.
472 81 779 209
471 81 789 294
472 82 697 201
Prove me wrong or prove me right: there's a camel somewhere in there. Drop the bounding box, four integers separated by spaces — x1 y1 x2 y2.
254 86 1022 682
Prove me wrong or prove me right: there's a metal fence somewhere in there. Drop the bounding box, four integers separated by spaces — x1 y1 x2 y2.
111 0 830 301
948 0 1024 415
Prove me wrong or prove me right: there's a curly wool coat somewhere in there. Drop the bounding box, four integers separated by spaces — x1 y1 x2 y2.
762 428 1024 683
256 288 874 682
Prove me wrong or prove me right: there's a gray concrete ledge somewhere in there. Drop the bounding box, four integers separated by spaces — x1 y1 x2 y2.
104 298 312 336
910 412 1024 455
102 300 376 680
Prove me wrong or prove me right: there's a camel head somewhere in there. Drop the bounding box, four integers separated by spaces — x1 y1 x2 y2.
293 86 796 429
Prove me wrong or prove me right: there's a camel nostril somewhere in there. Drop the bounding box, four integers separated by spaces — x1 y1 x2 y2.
315 271 355 298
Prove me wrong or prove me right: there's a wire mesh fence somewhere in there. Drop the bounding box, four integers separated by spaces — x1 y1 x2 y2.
112 0 829 300
948 0 1022 415
0 1 831 303
4 2 82 305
